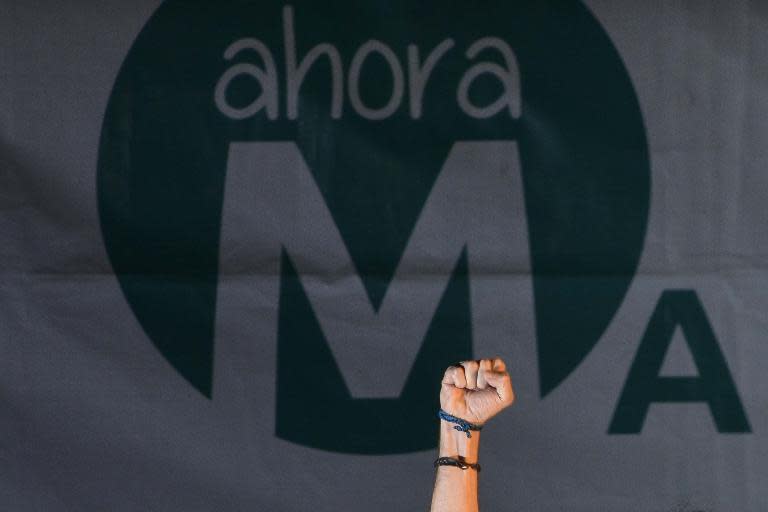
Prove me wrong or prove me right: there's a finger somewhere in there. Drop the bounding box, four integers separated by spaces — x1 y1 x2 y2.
476 359 493 389
442 365 467 389
484 371 515 406
459 360 479 389
492 357 506 372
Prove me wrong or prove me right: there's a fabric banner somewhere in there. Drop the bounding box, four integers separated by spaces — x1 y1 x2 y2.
1 1 765 510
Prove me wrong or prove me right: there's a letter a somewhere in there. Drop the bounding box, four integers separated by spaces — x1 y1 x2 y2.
609 290 750 434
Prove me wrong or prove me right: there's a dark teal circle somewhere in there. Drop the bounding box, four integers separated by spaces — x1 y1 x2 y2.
98 0 649 407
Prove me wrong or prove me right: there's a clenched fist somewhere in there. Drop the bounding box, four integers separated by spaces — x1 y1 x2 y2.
440 358 515 426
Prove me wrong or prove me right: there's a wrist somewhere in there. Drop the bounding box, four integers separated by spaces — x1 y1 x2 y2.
438 419 480 460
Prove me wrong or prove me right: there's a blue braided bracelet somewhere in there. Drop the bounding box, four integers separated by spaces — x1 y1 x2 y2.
438 409 483 438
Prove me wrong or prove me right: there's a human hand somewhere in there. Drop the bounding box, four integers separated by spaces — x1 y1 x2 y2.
440 358 515 426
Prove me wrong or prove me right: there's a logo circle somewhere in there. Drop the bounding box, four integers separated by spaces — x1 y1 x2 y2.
98 0 649 432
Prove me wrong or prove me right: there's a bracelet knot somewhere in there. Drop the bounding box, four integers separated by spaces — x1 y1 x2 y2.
434 456 481 472
438 409 483 438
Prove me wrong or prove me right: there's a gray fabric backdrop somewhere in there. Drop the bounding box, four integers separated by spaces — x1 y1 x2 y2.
1 1 766 510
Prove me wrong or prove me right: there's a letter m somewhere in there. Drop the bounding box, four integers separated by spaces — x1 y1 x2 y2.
214 141 530 454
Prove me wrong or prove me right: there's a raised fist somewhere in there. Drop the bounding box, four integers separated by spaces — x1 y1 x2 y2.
440 358 515 426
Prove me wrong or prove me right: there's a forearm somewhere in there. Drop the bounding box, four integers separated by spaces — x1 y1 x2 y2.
430 421 481 512
431 358 514 511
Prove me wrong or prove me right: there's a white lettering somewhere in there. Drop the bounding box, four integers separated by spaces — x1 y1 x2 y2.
214 38 279 120
213 8 522 122
215 141 532 398
284 5 344 120
349 40 405 120
457 37 521 119
407 39 454 119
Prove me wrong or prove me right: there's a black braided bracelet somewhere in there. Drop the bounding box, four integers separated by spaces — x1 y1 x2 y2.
434 456 481 472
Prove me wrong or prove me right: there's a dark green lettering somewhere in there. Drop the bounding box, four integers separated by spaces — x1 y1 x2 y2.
609 290 750 434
